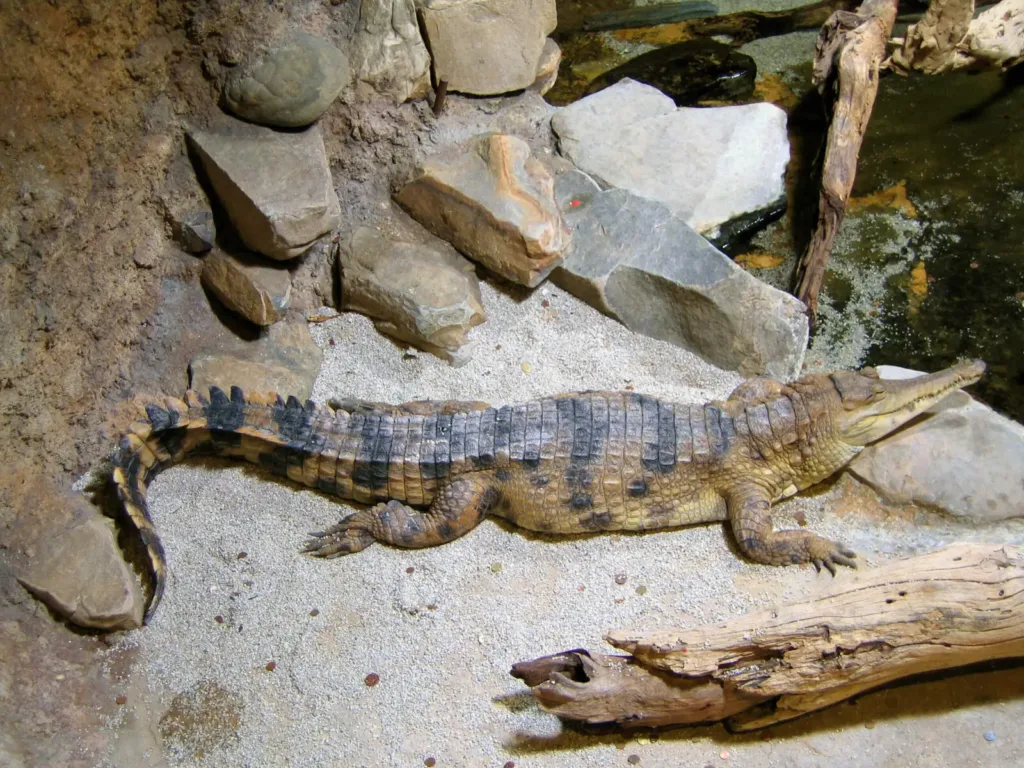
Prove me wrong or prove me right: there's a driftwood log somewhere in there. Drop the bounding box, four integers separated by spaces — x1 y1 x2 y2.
512 544 1024 731
793 0 899 317
888 0 1024 74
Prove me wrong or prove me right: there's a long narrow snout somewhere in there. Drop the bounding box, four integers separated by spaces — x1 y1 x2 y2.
840 359 986 445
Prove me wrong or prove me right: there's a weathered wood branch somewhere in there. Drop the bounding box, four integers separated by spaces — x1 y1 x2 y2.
793 0 899 317
512 544 1024 731
888 0 1024 73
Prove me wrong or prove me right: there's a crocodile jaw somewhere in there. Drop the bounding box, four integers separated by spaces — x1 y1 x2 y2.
838 359 986 446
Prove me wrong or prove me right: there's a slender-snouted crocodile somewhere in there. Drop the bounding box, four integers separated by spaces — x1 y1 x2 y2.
113 359 985 622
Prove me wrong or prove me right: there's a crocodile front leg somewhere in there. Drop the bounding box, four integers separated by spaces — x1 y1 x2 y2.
727 484 857 574
302 473 501 557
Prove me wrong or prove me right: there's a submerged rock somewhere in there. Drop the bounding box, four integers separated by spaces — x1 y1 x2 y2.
418 0 557 95
19 513 145 630
848 365 1024 523
223 32 350 127
189 313 322 400
350 0 431 102
551 78 789 234
585 40 757 107
552 171 807 379
340 227 485 365
395 133 570 287
201 250 292 326
188 123 341 260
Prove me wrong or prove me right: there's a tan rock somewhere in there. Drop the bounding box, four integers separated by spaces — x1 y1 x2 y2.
341 227 485 365
351 0 432 102
188 123 341 260
189 313 322 400
531 38 561 96
419 0 558 95
395 133 570 287
19 513 145 631
201 250 292 326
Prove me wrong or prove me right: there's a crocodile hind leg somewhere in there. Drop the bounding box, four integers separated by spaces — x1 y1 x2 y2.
727 484 857 574
302 473 501 557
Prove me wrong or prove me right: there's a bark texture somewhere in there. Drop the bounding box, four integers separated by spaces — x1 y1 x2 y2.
513 544 1024 731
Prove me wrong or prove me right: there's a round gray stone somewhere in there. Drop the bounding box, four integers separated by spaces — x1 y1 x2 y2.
223 32 350 128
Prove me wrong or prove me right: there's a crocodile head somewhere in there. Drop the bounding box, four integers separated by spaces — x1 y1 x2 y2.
831 359 986 446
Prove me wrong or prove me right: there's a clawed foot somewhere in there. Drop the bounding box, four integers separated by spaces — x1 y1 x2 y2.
805 534 857 575
301 508 378 558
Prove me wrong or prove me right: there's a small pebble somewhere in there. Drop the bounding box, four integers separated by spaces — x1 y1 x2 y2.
504 762 515 768
635 586 648 596
237 551 247 559
720 750 730 760
365 672 380 687
520 361 532 373
424 758 436 767
541 299 550 308
406 566 415 574
115 695 127 706
265 661 276 672
491 562 503 573
615 573 627 585
627 755 641 765
577 585 586 592
214 615 224 624
614 597 625 604
794 511 807 527
865 722 875 730
309 608 320 617
984 731 996 742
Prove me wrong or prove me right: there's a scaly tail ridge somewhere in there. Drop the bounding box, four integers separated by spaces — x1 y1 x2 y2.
113 385 334 623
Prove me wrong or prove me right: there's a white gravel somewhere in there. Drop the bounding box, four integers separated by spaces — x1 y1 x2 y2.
108 280 1022 767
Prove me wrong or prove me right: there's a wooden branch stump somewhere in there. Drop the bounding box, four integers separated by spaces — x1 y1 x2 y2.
513 544 1024 731
793 0 899 318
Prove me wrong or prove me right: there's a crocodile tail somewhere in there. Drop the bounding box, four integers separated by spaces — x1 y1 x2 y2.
113 385 327 624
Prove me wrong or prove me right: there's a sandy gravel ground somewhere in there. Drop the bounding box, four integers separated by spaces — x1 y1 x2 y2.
107 280 1024 767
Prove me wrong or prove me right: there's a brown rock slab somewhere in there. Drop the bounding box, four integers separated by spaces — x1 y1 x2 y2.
848 365 1024 523
201 249 292 326
341 227 485 365
188 123 341 260
419 0 557 95
189 313 322 400
19 513 145 630
395 133 570 287
223 32 350 128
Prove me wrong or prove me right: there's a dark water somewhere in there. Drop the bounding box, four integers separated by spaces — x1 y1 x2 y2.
849 68 1024 421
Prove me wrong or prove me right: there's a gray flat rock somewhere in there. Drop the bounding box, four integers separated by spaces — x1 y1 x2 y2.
395 133 570 287
419 0 557 95
201 250 292 326
189 313 322 400
341 227 485 365
350 0 431 102
848 365 1024 523
551 78 790 234
552 170 807 379
189 123 341 260
223 32 350 127
19 513 145 630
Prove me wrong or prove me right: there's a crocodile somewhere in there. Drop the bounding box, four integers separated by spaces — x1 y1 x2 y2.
112 359 985 622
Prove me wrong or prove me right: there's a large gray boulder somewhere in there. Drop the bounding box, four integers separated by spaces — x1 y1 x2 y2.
341 227 485 365
395 133 570 287
418 0 558 95
551 78 790 235
189 123 341 260
351 0 432 102
19 513 145 631
552 171 807 380
223 32 350 127
848 365 1024 523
